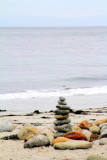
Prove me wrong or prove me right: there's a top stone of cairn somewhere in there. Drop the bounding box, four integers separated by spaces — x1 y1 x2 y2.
59 97 66 101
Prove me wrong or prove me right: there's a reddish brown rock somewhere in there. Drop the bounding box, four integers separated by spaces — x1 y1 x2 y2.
64 131 87 141
89 134 99 142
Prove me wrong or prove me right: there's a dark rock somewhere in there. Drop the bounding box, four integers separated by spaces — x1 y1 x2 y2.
54 118 71 126
33 110 40 114
54 109 70 115
0 134 19 140
0 109 7 112
74 110 88 115
41 116 50 119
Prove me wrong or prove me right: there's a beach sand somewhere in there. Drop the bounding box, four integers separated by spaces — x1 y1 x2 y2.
0 107 107 160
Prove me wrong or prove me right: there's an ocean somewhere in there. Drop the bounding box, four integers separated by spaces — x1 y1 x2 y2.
0 27 107 113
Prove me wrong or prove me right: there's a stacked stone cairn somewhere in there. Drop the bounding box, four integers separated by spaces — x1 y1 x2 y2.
54 97 72 138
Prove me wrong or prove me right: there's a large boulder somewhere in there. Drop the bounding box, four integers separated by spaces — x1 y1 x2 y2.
54 140 92 150
64 131 87 141
87 155 107 160
0 122 14 132
24 135 50 148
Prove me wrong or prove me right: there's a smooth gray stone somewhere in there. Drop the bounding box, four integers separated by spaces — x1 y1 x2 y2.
56 105 70 110
54 132 65 138
99 123 107 129
54 124 72 132
54 118 71 126
101 126 107 133
58 100 67 105
24 135 50 148
99 138 107 145
0 122 14 132
59 97 66 101
100 129 107 138
54 109 70 115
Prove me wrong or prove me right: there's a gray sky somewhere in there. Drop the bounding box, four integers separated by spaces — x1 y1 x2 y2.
0 0 107 27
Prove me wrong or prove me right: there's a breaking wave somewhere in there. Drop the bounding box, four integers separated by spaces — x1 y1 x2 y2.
0 86 107 100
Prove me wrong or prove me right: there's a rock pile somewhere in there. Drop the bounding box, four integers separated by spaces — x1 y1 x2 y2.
54 97 72 138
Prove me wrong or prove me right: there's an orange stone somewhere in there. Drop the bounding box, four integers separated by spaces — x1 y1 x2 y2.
78 120 90 129
95 118 107 126
52 137 71 145
64 131 87 141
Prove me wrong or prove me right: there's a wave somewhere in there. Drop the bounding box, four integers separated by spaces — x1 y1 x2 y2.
66 77 107 81
0 86 107 100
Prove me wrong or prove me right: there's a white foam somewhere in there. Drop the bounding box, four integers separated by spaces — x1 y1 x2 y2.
0 86 107 100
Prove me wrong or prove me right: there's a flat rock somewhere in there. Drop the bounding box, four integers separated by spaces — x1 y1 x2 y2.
54 132 65 138
87 155 107 160
54 124 72 133
100 129 107 138
64 131 87 141
54 118 71 126
95 118 107 126
99 138 107 145
101 126 107 133
52 137 71 145
55 114 69 120
58 100 67 105
0 122 14 132
54 109 70 115
54 140 92 150
59 97 66 101
56 105 70 110
24 135 50 148
99 123 107 129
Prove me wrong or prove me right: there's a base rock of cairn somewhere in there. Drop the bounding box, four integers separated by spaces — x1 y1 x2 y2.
54 97 72 138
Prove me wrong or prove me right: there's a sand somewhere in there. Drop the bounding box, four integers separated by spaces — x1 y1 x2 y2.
0 108 107 160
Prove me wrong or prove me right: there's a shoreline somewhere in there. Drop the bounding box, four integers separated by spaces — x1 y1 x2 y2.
0 94 107 114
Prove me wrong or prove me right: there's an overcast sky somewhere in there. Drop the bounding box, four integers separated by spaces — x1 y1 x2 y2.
0 0 107 27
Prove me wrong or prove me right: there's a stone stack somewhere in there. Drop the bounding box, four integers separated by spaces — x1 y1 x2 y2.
54 97 72 138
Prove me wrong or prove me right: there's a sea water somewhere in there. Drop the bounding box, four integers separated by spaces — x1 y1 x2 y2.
0 27 107 113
